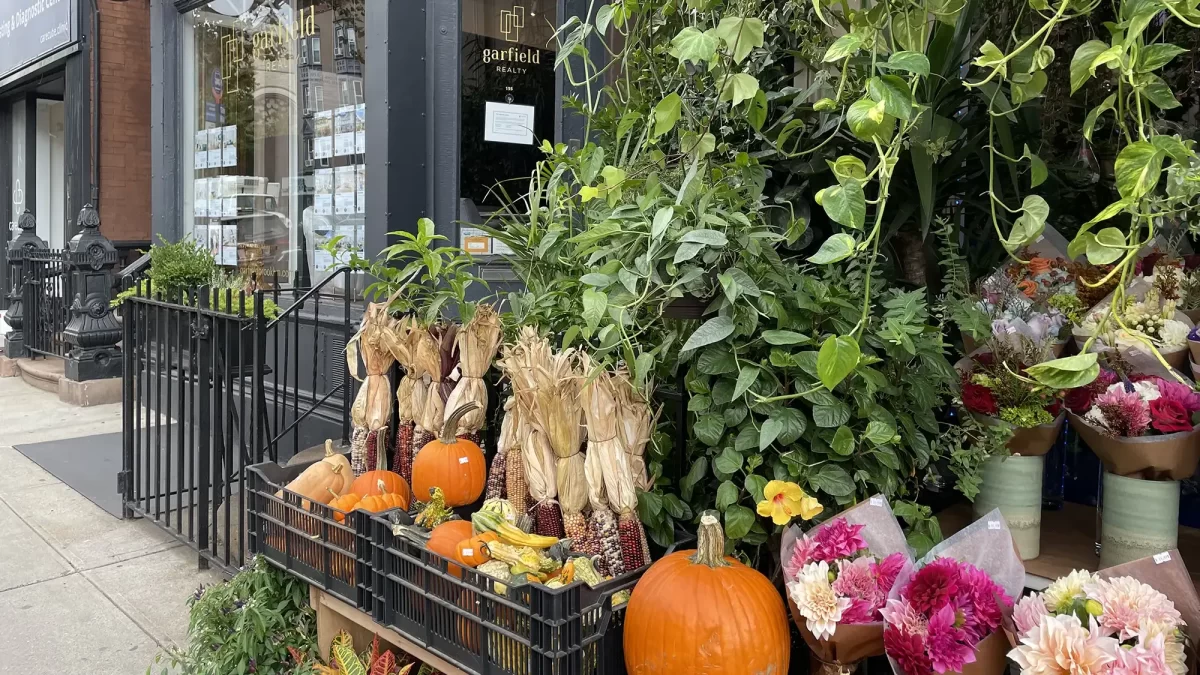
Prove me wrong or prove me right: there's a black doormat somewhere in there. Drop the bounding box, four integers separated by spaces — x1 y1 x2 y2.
14 432 124 518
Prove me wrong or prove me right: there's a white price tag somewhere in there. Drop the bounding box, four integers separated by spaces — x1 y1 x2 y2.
988 520 1002 530
1154 551 1172 564
458 456 470 464
870 497 883 507
462 548 473 557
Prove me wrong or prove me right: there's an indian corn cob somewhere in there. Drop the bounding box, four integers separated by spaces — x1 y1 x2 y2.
618 511 647 571
485 449 507 500
533 501 565 539
562 511 592 555
349 426 368 475
506 447 528 514
393 420 414 485
591 507 623 577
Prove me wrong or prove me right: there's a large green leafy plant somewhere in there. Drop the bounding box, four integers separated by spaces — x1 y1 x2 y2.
489 0 997 558
970 0 1200 390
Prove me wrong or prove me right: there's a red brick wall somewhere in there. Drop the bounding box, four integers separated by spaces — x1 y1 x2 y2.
96 0 151 243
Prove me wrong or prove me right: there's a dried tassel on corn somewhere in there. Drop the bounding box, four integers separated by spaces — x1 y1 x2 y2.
617 511 647 571
534 500 565 539
592 507 623 577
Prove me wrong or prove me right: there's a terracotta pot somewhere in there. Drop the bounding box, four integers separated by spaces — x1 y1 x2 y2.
972 412 1065 457
1067 412 1200 480
1100 472 1180 568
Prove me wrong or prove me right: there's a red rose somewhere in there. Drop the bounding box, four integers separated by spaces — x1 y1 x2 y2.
962 381 999 416
1045 401 1062 418
1150 398 1193 434
1142 252 1165 276
973 352 996 367
1185 254 1200 271
1065 387 1096 414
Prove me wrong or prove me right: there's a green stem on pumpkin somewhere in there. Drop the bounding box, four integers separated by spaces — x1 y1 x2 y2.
440 402 480 444
690 513 731 568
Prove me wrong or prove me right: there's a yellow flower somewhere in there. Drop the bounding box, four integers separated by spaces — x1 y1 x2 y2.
756 480 823 525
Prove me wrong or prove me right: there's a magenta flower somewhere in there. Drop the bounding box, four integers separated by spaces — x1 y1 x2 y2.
874 552 907 597
885 624 934 675
959 562 1012 639
812 518 868 561
785 533 819 580
1155 378 1200 414
927 604 977 674
1095 386 1152 437
833 557 885 621
903 558 962 615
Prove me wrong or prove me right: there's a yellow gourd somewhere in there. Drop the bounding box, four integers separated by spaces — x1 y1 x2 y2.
279 440 353 509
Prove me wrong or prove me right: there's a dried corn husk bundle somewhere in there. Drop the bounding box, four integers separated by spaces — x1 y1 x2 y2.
583 401 615 567
486 396 517 500
533 350 588 548
413 323 454 450
615 376 656 493
383 316 417 481
345 301 398 475
498 327 561 534
582 358 640 572
444 305 502 442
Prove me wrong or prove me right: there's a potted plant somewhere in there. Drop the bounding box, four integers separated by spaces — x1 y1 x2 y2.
1065 370 1200 567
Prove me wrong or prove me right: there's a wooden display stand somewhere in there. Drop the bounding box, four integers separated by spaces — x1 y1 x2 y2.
309 586 469 675
937 502 1200 589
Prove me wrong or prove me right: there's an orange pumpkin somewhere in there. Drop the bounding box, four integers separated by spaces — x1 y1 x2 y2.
328 490 363 523
426 519 474 579
352 480 410 513
455 532 497 567
623 513 790 675
412 403 487 507
350 441 411 502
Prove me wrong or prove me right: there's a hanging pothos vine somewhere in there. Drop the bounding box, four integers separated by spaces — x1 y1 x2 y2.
967 0 1200 391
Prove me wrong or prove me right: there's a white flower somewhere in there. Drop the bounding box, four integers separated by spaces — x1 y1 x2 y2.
1132 380 1162 403
787 561 850 641
1141 621 1188 675
1159 320 1190 349
1043 570 1097 613
1085 407 1109 428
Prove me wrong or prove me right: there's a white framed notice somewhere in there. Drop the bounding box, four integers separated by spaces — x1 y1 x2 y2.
194 178 208 218
484 101 535 145
334 165 355 214
355 164 365 213
334 106 355 156
220 176 238 218
354 104 366 154
314 110 333 159
221 224 238 266
207 178 221 218
207 127 223 168
207 222 221 258
194 130 209 170
314 168 333 215
222 125 237 166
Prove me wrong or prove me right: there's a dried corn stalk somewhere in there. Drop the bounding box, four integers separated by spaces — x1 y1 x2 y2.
588 363 648 572
498 328 561 535
615 376 657 493
533 349 587 548
444 305 502 438
486 396 517 500
413 324 454 451
581 356 637 572
581 434 610 563
345 301 398 476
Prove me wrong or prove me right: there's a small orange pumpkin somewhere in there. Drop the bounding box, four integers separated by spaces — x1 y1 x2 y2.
412 403 487 507
327 490 363 523
426 519 474 579
350 440 411 502
623 513 791 675
352 480 410 514
455 532 497 567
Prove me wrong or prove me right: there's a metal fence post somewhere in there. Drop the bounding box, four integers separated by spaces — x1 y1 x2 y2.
4 211 46 359
63 204 123 381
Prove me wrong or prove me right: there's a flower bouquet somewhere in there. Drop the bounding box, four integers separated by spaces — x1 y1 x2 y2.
958 343 1066 457
1066 372 1200 565
1075 286 1193 372
962 272 1074 357
1010 553 1200 675
780 496 912 675
882 509 1026 675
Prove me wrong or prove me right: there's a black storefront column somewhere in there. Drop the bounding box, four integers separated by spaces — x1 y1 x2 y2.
62 205 122 381
364 0 428 255
4 211 47 358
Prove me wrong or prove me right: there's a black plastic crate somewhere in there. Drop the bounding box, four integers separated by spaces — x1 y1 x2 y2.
245 459 411 611
369 513 640 675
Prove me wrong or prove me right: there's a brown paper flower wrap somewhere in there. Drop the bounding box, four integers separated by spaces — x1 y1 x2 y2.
971 412 1065 457
345 301 398 474
781 496 912 674
1067 412 1200 480
443 305 502 440
1098 550 1200 659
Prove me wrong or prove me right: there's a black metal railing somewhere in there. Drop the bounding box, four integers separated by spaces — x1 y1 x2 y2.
120 268 357 573
24 248 74 359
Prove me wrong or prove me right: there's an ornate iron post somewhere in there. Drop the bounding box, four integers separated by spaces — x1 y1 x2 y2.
4 211 46 359
63 205 122 381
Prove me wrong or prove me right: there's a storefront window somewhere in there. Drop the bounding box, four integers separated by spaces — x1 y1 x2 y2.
460 0 558 210
181 0 366 287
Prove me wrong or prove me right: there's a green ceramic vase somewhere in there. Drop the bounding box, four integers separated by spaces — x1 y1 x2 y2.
974 455 1044 560
1100 472 1179 568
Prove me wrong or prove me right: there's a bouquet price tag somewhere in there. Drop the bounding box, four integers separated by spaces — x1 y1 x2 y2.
870 497 883 507
1154 551 1172 564
987 520 1002 530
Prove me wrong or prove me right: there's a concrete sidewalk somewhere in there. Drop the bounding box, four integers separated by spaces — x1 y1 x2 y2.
0 376 224 675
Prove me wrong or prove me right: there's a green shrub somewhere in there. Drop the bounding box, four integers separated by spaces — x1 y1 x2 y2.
147 235 217 296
